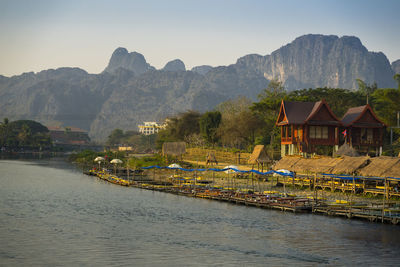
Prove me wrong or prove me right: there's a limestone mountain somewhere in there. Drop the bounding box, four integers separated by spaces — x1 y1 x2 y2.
162 59 186 72
0 34 397 141
236 34 395 90
103 47 155 75
392 59 400 74
191 65 213 75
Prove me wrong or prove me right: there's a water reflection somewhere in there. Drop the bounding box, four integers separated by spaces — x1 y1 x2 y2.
1 158 399 266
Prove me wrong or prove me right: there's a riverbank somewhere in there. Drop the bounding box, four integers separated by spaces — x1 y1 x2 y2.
84 167 400 225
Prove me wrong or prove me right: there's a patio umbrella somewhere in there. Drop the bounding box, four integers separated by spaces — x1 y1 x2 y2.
168 163 182 169
110 158 123 174
94 156 105 169
273 169 291 177
224 165 239 174
224 165 239 190
94 156 105 162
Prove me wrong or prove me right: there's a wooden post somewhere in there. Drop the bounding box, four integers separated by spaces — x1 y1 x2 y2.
127 160 130 182
251 171 254 192
314 173 317 204
283 175 286 195
382 177 387 223
292 172 295 187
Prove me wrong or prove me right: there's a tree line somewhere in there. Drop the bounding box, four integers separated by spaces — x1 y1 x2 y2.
0 118 52 151
155 77 400 156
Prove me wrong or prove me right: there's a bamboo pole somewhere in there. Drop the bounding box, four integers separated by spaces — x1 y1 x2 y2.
382 177 387 223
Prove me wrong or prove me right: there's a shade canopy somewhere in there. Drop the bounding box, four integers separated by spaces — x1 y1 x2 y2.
273 169 291 177
94 156 105 162
224 165 239 173
110 159 123 164
168 163 182 169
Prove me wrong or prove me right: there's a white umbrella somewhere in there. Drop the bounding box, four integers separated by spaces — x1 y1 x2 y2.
94 156 105 170
94 156 105 162
168 163 182 169
110 159 123 164
273 169 292 177
110 158 123 175
224 165 239 174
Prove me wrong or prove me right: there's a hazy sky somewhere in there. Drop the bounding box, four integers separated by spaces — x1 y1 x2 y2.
1 0 399 77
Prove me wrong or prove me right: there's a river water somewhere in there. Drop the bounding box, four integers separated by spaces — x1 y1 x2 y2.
1 158 399 266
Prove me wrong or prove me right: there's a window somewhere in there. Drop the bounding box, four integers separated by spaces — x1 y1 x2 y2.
367 129 373 141
322 126 328 139
361 128 373 142
315 126 322 139
309 126 329 139
310 126 316 138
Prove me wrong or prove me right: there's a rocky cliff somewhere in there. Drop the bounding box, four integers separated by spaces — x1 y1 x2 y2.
0 34 397 141
103 47 155 75
236 34 395 90
392 59 400 74
162 59 186 72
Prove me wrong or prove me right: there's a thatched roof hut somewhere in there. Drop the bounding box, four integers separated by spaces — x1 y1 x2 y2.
334 143 359 157
206 151 218 165
383 162 400 177
162 142 186 156
358 156 400 177
248 145 270 165
330 156 370 175
288 157 340 174
273 156 302 172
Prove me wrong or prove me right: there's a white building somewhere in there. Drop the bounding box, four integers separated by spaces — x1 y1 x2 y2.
138 121 167 135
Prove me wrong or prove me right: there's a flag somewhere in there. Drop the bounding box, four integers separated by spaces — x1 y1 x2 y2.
342 129 347 137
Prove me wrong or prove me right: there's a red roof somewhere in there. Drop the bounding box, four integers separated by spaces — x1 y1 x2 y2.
341 104 386 127
276 100 341 126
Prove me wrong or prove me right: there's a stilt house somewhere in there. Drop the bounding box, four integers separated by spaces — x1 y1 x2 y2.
341 104 386 156
276 100 341 157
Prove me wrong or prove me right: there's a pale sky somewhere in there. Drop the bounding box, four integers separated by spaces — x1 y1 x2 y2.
0 0 399 77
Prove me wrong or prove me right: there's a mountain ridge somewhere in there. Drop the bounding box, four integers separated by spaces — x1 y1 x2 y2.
0 34 397 140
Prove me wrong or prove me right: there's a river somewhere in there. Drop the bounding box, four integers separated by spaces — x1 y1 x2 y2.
1 158 399 266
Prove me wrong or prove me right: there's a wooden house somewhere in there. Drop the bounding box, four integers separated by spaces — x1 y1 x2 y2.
341 104 386 156
276 100 341 157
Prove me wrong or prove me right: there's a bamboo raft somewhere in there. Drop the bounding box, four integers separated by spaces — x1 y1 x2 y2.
84 169 400 225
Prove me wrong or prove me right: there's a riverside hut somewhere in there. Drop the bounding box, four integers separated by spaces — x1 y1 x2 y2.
276 99 341 157
383 161 400 177
358 156 400 177
273 156 302 172
341 104 386 156
248 145 270 170
329 156 370 175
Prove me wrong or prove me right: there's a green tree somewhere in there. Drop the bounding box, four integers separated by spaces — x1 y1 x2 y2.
17 124 32 146
156 111 201 148
287 87 365 117
0 118 10 147
394 74 400 90
251 78 287 148
217 97 263 150
199 111 221 144
107 129 125 145
356 79 377 104
0 119 51 150
371 88 400 126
